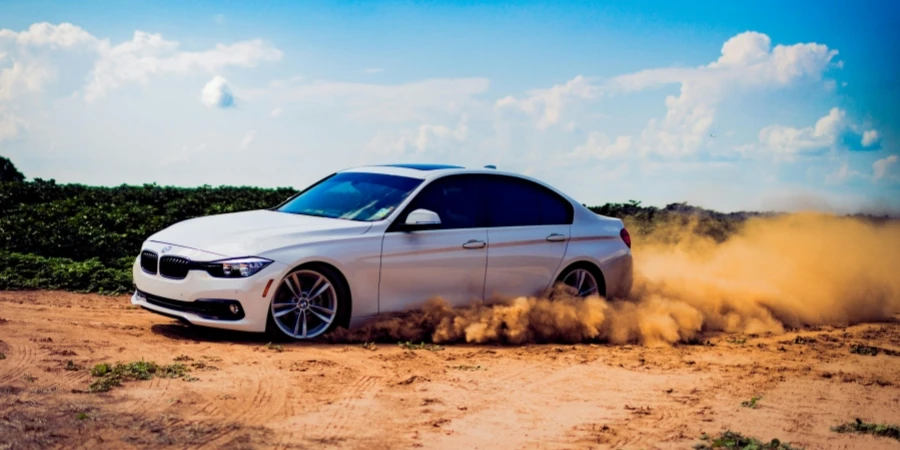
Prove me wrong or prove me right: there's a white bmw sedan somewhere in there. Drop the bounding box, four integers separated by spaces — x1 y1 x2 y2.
131 164 633 340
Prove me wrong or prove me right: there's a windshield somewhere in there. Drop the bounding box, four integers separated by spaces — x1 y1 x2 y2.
276 172 423 221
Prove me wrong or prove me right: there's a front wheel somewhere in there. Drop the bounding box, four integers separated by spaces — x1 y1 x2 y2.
266 266 347 340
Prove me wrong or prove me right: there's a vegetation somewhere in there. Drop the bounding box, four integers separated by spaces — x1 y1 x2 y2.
694 430 802 449
0 155 894 294
741 395 763 409
832 419 900 441
1 172 293 294
88 360 193 392
398 341 445 351
0 156 25 182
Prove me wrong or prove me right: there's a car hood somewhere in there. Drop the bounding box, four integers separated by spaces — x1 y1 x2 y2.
147 209 373 258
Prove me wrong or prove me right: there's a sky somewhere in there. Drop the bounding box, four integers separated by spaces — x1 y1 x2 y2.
1 0 899 213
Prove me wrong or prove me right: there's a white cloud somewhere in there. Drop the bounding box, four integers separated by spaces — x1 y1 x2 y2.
873 155 898 182
607 31 838 158
862 129 879 147
270 107 283 118
363 67 383 74
0 22 98 48
365 115 469 157
240 130 257 149
757 107 880 157
758 107 846 156
0 61 55 101
85 32 282 101
214 14 226 24
0 23 100 101
0 110 26 141
0 22 283 103
825 162 862 184
275 77 489 123
506 31 840 159
200 75 235 108
568 132 632 160
495 75 599 129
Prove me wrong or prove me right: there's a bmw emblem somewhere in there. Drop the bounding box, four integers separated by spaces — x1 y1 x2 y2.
161 245 172 254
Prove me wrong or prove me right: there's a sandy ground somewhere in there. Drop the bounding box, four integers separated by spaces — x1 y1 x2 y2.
0 291 899 449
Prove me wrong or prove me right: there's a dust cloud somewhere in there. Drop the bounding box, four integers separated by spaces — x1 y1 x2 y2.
328 213 900 346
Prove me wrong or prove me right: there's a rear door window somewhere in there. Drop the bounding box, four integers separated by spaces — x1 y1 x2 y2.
483 176 573 227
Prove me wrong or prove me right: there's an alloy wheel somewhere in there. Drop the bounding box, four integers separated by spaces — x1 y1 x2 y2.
270 269 338 339
561 268 600 297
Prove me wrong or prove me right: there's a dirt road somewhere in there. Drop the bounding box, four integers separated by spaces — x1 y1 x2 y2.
1 291 898 449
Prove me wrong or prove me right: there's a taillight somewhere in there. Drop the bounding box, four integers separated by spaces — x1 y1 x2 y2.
620 227 631 249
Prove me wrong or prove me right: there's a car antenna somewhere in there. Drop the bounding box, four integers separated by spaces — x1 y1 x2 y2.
484 165 497 169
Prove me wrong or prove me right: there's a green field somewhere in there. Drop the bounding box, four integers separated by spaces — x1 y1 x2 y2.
0 155 863 294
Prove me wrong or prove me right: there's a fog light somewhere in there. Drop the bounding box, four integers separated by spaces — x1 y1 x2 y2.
229 304 240 315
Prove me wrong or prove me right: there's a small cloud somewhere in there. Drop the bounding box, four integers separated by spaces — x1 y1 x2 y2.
862 130 879 147
270 108 283 118
201 75 235 109
873 155 898 182
363 67 384 74
825 162 862 185
0 111 27 142
240 130 257 149
214 14 226 24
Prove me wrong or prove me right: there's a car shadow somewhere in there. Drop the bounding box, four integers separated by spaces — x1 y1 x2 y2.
150 323 269 343
148 322 347 347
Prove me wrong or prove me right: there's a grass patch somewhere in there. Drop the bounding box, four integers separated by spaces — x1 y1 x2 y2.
76 412 89 420
727 336 747 345
362 342 377 351
190 361 218 371
449 364 485 371
173 354 193 362
398 341 444 352
265 342 285 352
88 360 193 393
849 344 900 357
832 418 900 441
694 430 802 449
64 360 82 371
23 374 37 383
0 352 5 360
741 395 762 409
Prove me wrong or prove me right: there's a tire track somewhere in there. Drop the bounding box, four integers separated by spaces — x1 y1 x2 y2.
195 359 288 450
0 337 40 384
316 375 382 444
272 384 301 450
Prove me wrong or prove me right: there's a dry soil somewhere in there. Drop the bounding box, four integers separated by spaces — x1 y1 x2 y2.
1 291 899 449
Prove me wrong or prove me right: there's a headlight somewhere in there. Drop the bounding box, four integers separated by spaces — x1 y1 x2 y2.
205 257 272 278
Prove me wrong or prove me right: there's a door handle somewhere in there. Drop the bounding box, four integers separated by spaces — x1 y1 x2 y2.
546 233 567 242
462 239 486 249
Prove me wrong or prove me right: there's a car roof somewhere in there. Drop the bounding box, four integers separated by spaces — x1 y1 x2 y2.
337 163 586 210
341 163 505 180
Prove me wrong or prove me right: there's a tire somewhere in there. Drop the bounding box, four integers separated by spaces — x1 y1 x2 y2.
554 264 605 298
265 264 350 341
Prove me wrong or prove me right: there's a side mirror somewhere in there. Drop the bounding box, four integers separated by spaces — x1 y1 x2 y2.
401 209 442 231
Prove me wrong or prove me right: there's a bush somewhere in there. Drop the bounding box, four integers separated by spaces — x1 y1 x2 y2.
0 156 25 182
1 179 296 264
0 252 133 293
2 174 893 294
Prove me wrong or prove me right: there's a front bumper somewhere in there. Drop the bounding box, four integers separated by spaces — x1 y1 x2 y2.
131 242 288 333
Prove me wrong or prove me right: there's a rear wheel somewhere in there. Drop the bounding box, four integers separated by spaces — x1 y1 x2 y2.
266 266 347 340
556 265 602 298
